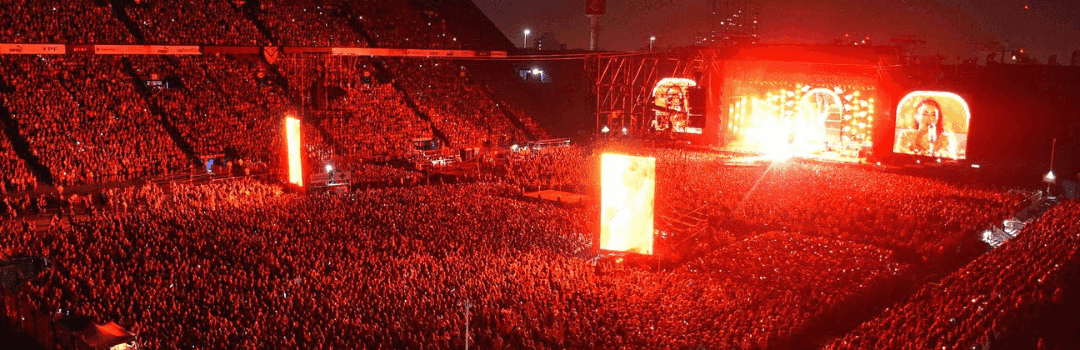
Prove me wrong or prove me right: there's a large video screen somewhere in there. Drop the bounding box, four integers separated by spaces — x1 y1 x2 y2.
600 153 655 255
285 117 303 186
725 81 876 159
893 91 970 159
651 78 702 134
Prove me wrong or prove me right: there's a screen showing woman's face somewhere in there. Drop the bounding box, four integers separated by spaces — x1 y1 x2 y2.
917 103 940 129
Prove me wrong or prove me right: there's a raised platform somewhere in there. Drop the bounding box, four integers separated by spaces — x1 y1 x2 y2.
523 190 589 204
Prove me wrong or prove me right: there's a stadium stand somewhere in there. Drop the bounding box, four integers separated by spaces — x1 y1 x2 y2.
0 2 1075 350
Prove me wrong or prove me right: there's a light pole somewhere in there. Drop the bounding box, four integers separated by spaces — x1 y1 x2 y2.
650 36 656 51
460 299 473 350
523 29 531 49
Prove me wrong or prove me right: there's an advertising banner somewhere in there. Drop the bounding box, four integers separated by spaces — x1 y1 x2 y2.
0 43 65 55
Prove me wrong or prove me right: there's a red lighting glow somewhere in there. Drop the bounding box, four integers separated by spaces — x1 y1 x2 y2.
285 116 303 186
600 153 655 255
893 91 970 159
725 82 875 161
651 78 700 134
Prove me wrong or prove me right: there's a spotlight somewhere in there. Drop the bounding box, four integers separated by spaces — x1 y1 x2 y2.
601 126 610 134
621 127 628 135
325 164 334 173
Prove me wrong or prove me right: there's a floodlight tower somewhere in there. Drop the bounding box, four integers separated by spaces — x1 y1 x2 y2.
585 0 606 50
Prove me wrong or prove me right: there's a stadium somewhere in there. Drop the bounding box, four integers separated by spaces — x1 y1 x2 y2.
1 0 1079 349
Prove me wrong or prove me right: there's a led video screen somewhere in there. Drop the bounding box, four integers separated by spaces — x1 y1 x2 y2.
893 91 970 159
651 78 702 134
725 81 876 159
285 117 303 186
600 153 655 255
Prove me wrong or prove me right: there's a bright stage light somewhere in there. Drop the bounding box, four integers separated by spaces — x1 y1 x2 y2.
725 81 874 161
285 116 303 186
325 164 333 173
600 153 655 255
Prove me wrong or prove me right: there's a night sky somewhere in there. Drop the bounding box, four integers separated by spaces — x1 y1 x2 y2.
474 0 1080 62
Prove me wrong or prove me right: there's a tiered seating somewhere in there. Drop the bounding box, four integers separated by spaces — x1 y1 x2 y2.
351 2 459 49
0 0 134 44
276 56 432 159
392 59 530 147
254 0 367 47
0 123 36 192
122 0 267 45
830 201 1080 350
128 56 292 163
0 56 188 186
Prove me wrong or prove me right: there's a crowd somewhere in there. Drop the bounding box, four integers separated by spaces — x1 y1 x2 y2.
519 143 1025 259
493 145 590 193
0 56 191 186
0 124 37 193
128 55 292 165
0 0 133 44
121 0 267 46
277 56 433 160
0 0 467 49
0 150 1047 349
829 201 1080 350
254 0 367 47
352 2 460 49
392 59 532 148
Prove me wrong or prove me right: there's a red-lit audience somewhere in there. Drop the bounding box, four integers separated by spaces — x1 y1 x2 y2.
0 0 134 44
830 201 1080 350
254 0 367 47
127 55 291 164
0 56 191 186
391 59 532 148
0 147 1041 349
0 125 37 193
276 56 433 159
121 0 267 46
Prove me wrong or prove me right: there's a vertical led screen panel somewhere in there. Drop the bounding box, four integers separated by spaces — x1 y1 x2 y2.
725 82 875 160
600 153 655 255
285 117 303 186
893 91 970 159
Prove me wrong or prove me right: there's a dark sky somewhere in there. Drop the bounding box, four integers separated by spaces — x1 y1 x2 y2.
473 0 1080 62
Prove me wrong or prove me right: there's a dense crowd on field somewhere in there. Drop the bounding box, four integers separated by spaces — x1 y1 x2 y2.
1 145 1068 349
0 3 1074 349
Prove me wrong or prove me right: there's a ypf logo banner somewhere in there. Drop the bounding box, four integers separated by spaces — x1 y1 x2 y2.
586 0 606 15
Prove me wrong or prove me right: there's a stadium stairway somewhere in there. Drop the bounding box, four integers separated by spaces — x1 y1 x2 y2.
383 68 452 148
118 58 203 169
0 102 53 186
108 0 147 44
413 0 516 51
477 84 537 140
237 1 280 46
